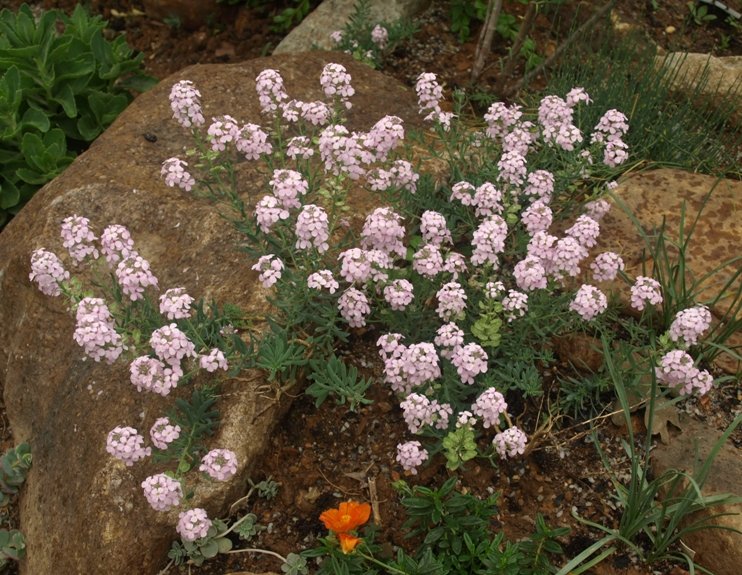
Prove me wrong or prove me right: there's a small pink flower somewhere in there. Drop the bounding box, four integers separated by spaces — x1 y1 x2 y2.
177 508 212 542
159 287 194 320
30 248 69 296
384 279 414 311
338 288 371 327
396 441 428 474
106 426 151 466
150 417 181 450
630 276 663 311
200 449 238 481
251 254 284 288
142 473 183 512
569 285 608 321
199 348 229 372
451 343 488 385
307 270 339 294
493 427 527 458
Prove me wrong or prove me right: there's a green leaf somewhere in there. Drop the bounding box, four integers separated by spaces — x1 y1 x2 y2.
0 180 19 209
177 460 191 474
16 167 48 185
76 113 100 141
216 537 232 553
53 83 77 117
200 538 219 558
117 74 159 93
20 107 50 133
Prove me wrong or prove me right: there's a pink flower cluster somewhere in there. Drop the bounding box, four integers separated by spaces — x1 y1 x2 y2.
364 115 404 161
252 254 284 288
630 276 663 311
100 225 135 268
419 211 452 246
255 69 288 116
207 115 239 152
415 72 443 117
169 80 205 128
471 215 508 266
159 287 194 320
61 215 99 264
413 244 445 278
669 306 712 346
502 290 528 322
434 323 464 359
130 356 181 395
521 201 552 235
396 441 428 474
451 343 488 384
497 151 527 187
584 198 611 221
493 427 528 458
236 123 273 160
523 170 555 204
177 508 212 542
338 288 371 327
142 473 183 512
199 348 229 372
484 102 522 139
200 448 238 481
371 24 388 48
565 214 600 248
551 236 589 279
256 196 288 233
655 350 713 396
307 270 339 293
569 285 608 321
590 252 625 282
318 125 369 179
592 110 630 168
74 297 125 364
30 248 69 296
150 417 181 450
106 426 151 466
473 183 504 218
384 279 414 311
150 323 197 367
116 254 159 301
320 63 354 109
513 255 547 291
287 136 314 160
296 204 330 253
472 388 507 428
361 207 406 257
451 181 475 205
270 169 308 209
436 282 467 321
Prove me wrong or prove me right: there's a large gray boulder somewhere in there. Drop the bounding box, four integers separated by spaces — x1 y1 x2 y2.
0 51 421 575
273 0 431 54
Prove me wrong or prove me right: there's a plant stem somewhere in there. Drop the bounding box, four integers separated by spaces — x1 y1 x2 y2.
471 0 504 82
226 547 287 562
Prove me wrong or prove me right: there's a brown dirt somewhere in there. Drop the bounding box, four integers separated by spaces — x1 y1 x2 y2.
1 1 741 575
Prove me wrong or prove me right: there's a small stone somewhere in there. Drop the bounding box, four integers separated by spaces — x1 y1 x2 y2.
666 26 676 34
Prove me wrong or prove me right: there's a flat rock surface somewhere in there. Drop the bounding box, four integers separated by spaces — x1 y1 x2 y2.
595 168 742 373
651 416 742 575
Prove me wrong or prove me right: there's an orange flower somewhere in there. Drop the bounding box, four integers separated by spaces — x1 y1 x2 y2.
319 501 371 533
337 532 362 554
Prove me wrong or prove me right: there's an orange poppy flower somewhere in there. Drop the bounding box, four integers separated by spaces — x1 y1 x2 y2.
319 501 371 533
338 532 362 554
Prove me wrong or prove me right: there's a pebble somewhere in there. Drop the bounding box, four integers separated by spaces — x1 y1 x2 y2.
666 25 676 34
